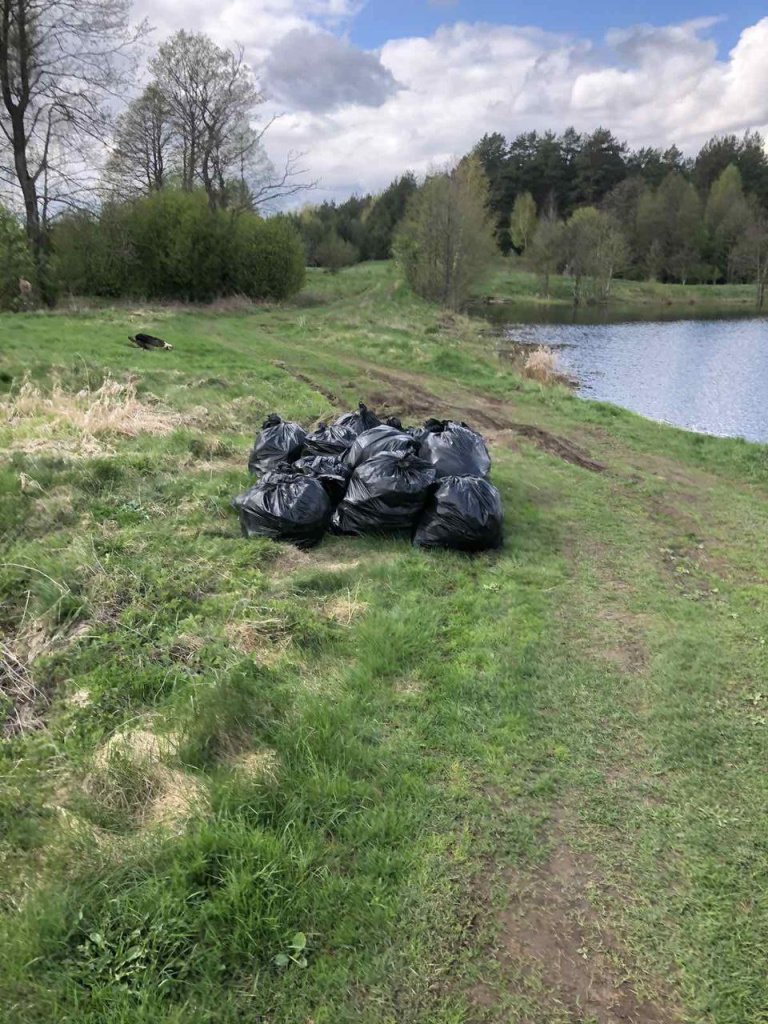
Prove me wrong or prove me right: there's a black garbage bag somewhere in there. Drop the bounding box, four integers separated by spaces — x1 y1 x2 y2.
292 455 351 504
406 417 442 446
233 470 332 547
418 420 491 479
248 414 307 475
413 476 503 552
385 415 403 430
344 424 417 470
303 421 357 458
333 402 381 437
332 451 436 536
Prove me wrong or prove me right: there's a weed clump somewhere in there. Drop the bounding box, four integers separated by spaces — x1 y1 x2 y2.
522 345 559 384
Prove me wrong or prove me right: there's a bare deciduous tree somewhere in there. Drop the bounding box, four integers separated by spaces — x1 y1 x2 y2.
0 0 144 301
103 83 174 199
141 31 309 212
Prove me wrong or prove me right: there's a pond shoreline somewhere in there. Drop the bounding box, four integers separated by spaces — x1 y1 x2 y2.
471 266 765 324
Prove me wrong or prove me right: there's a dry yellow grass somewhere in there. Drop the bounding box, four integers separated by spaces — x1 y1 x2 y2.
86 726 206 831
522 345 560 384
1 605 94 737
224 616 292 664
5 374 184 438
323 585 368 625
232 748 280 780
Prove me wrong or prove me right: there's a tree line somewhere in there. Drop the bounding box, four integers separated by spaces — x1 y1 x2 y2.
473 127 768 250
472 127 768 303
284 174 418 272
293 127 768 310
1 0 767 311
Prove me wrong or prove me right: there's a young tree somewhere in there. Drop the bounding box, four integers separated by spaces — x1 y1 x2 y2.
509 191 537 252
394 156 497 309
636 172 704 284
528 214 566 296
564 207 628 304
315 230 358 273
704 165 751 282
643 239 664 282
730 204 768 309
602 176 648 268
0 0 144 301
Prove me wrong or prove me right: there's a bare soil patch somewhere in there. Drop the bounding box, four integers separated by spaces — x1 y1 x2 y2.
471 813 679 1024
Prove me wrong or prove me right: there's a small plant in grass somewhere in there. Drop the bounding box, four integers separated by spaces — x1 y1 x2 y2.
273 931 309 969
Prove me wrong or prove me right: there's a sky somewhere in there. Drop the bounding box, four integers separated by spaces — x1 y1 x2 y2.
130 0 768 204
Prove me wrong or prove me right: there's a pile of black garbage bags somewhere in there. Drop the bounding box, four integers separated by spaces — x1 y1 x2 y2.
232 403 504 552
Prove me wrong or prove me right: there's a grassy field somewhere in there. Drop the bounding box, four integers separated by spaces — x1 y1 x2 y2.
2 260 768 1023
478 262 762 316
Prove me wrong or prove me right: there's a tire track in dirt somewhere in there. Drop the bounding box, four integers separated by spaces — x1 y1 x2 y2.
361 366 607 473
271 361 341 406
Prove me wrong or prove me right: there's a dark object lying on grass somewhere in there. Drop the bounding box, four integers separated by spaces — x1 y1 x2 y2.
248 414 307 475
344 424 417 470
413 476 503 552
292 455 351 504
233 470 332 548
332 450 436 536
418 420 491 479
129 333 173 351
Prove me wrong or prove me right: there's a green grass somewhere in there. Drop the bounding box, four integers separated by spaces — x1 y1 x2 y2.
478 260 761 316
2 260 768 1023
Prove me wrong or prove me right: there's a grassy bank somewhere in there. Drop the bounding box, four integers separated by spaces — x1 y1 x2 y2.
2 260 768 1023
478 262 762 316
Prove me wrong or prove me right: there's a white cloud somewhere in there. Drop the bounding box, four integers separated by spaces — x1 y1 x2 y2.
127 4 768 203
264 28 399 112
133 0 361 54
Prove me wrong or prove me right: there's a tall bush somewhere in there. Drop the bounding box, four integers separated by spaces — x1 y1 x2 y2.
230 215 306 298
52 189 305 302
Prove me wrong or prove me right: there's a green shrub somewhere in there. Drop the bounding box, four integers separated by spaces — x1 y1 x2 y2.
51 190 305 303
230 214 306 298
0 207 34 310
314 230 358 273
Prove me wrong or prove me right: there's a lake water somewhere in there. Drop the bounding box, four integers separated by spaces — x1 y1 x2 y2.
497 315 768 443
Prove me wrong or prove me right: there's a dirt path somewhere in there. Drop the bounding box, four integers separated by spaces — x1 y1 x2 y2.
471 809 679 1024
273 357 609 473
